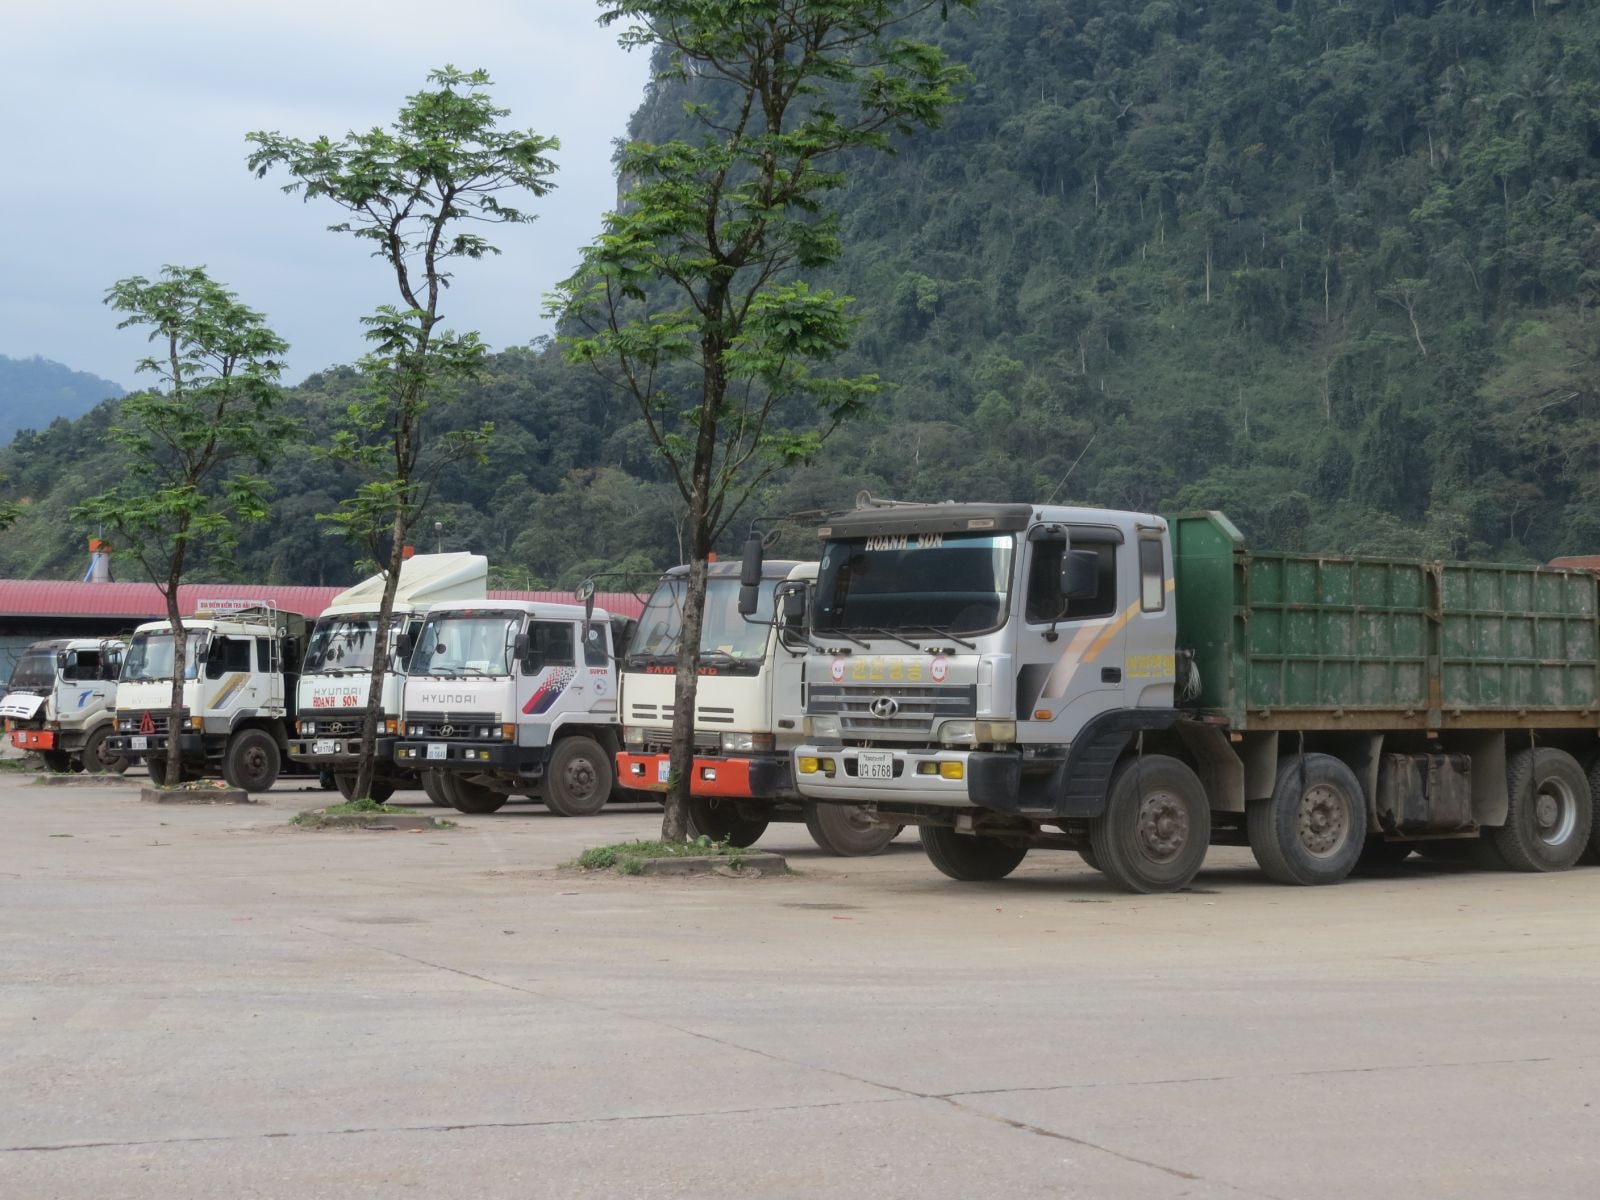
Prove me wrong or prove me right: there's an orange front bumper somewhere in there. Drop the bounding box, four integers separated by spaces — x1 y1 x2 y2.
10 728 56 751
615 752 793 800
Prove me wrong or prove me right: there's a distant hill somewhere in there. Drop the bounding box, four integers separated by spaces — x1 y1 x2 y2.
0 355 125 444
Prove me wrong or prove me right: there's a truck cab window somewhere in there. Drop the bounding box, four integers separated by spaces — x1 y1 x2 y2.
256 638 272 672
532 621 576 668
207 637 252 679
1139 536 1167 613
1026 542 1117 623
583 624 608 667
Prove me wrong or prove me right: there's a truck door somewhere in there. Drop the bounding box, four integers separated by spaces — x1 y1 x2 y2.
1015 529 1129 739
582 622 617 714
519 620 581 726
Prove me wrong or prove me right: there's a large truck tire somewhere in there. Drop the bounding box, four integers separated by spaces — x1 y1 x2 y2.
80 725 130 775
687 796 768 847
544 737 613 817
1492 747 1590 872
803 802 897 856
335 773 395 804
40 749 75 774
1088 754 1210 893
1077 843 1103 873
921 824 1027 881
448 774 508 815
421 770 452 808
1249 753 1366 885
223 729 281 792
1586 755 1600 865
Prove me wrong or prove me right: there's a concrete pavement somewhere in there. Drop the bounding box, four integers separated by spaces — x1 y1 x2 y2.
2 772 1597 1198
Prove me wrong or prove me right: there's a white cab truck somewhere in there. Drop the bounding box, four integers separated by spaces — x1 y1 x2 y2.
776 499 1600 893
616 560 898 854
2 638 129 773
106 606 307 791
286 553 488 803
393 599 632 815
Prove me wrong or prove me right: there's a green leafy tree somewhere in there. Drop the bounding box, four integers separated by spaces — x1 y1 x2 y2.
73 267 291 788
554 0 973 840
247 67 559 802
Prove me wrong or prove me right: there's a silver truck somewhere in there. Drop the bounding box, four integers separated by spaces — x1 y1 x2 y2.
2 638 129 773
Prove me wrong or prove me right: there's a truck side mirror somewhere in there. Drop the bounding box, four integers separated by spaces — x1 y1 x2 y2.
395 631 413 659
781 588 807 625
1060 549 1099 600
738 534 764 616
575 578 596 624
513 632 529 661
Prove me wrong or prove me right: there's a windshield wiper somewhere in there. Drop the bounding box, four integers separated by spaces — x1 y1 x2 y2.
897 624 977 650
850 626 923 651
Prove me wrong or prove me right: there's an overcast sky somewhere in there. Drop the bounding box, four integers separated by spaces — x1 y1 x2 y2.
0 1 651 392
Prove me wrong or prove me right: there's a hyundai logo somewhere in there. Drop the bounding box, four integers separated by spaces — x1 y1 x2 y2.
439 724 455 737
870 697 900 720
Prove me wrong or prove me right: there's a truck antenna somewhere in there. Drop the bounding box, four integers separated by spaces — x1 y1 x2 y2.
1045 431 1097 505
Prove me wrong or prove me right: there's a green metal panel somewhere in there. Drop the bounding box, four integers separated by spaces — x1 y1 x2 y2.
1168 512 1600 728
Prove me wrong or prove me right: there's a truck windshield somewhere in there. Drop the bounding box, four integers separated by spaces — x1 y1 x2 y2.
7 653 57 691
814 533 1015 635
409 613 519 677
122 632 207 681
631 577 774 663
304 615 379 674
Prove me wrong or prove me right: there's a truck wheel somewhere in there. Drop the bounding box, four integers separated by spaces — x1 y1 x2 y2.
1076 843 1102 873
1089 754 1210 893
1492 747 1591 872
223 729 281 792
687 796 768 847
1248 753 1366 885
450 775 508 815
920 824 1027 881
421 771 451 808
803 802 896 856
334 773 394 804
1586 755 1600 865
41 749 75 774
80 725 131 775
544 737 613 817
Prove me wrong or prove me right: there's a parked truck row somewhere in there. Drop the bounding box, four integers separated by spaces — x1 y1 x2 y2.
11 502 1600 890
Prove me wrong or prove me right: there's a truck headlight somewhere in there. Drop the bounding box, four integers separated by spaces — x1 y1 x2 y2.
623 725 647 744
805 715 841 739
720 732 775 753
300 721 315 735
976 720 1016 744
190 716 203 730
939 720 976 746
381 719 398 735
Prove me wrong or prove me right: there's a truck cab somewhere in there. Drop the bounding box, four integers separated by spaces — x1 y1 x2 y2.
286 552 489 801
393 600 629 816
105 606 307 791
2 638 128 773
615 560 898 854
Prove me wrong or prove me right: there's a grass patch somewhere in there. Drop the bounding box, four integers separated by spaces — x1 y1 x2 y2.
1 755 44 773
290 797 414 827
571 837 752 873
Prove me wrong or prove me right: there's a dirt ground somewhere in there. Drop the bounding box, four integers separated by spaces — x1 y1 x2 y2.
2 772 1597 1198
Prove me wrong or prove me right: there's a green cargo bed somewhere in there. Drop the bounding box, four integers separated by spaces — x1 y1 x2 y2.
1170 512 1600 731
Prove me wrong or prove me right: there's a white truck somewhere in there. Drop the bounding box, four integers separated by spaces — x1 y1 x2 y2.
105 605 307 791
393 599 632 815
615 560 898 854
286 553 488 803
2 638 129 773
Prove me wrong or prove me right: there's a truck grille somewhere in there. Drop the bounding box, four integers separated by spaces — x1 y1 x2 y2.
297 712 368 737
809 684 977 738
117 710 189 734
403 710 498 738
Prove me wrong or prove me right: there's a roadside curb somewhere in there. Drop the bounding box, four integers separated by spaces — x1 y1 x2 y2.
141 785 256 805
294 812 444 831
633 852 789 877
31 775 141 787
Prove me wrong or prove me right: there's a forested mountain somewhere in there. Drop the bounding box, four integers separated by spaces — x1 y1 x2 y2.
0 356 125 444
3 0 1598 587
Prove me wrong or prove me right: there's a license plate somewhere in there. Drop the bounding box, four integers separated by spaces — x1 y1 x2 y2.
427 743 447 760
657 759 671 783
313 739 337 755
857 751 894 781
131 736 148 751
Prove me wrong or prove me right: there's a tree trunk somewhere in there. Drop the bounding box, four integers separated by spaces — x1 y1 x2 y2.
353 516 407 802
163 583 186 789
